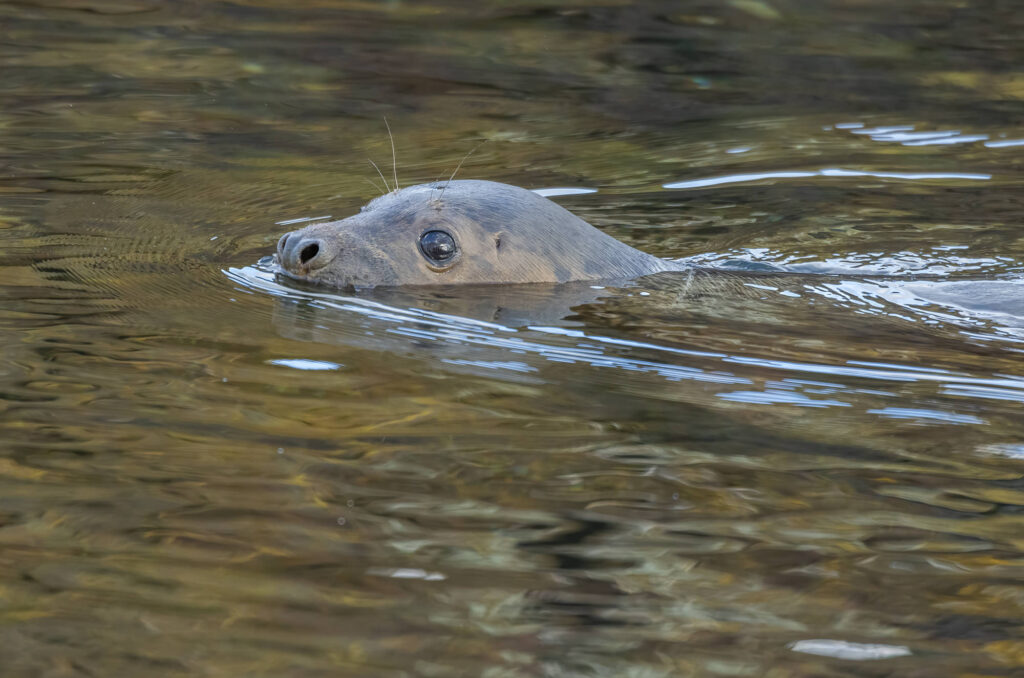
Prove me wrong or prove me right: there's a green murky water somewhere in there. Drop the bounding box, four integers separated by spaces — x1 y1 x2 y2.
3 1 1024 676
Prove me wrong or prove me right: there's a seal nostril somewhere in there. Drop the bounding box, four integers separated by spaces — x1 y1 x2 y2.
299 243 320 265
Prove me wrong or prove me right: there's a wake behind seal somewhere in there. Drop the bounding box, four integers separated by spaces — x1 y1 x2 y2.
274 180 680 289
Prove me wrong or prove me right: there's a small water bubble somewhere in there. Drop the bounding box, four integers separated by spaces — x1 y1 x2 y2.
347 499 355 507
337 516 347 526
277 447 284 455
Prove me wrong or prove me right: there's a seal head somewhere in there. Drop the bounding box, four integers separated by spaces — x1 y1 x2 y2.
275 180 672 288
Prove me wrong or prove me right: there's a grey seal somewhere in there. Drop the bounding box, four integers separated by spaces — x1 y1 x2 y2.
275 180 677 288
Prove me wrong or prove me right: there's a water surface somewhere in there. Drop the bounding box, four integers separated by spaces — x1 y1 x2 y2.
3 1 1024 676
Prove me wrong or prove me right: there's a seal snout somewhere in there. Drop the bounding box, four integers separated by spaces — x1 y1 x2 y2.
277 229 338 274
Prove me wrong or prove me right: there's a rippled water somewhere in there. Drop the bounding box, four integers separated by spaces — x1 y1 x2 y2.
3 1 1024 676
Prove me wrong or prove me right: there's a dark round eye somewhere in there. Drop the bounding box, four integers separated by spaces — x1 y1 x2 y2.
419 230 457 263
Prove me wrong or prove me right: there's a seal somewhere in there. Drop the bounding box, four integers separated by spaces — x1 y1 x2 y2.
275 180 678 289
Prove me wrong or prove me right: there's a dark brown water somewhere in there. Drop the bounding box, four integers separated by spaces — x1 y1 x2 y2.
3 1 1024 676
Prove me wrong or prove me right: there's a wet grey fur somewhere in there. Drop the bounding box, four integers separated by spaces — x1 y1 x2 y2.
276 180 678 288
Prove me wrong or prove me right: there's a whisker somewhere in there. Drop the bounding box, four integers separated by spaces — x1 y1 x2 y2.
368 158 391 193
384 116 398 191
429 173 443 203
364 177 387 195
438 140 487 200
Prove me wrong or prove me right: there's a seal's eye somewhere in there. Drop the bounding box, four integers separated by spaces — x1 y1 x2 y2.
419 230 457 263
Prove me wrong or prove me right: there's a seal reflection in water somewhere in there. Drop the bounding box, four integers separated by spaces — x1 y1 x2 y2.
275 180 678 289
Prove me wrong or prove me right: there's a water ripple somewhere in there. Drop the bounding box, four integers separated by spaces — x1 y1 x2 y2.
664 167 991 190
226 265 1024 418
